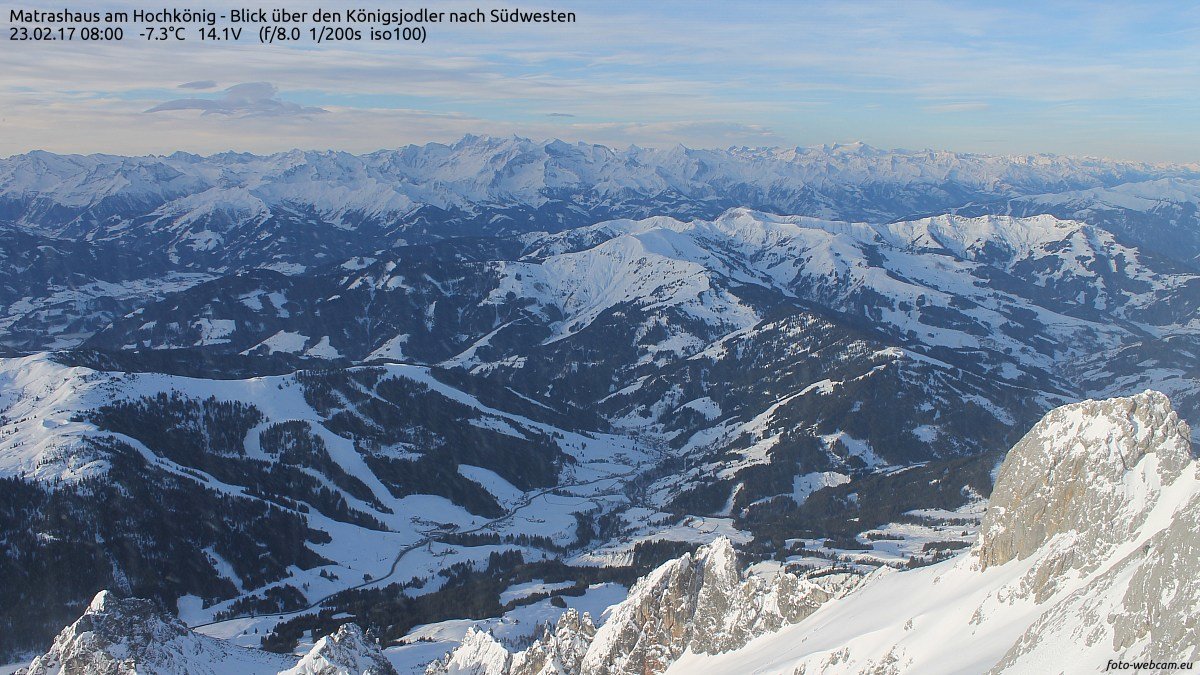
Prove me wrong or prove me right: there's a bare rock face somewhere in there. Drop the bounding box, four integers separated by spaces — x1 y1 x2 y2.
991 477 1200 672
977 390 1200 670
975 390 1192 600
428 538 858 675
1111 487 1200 660
283 623 399 675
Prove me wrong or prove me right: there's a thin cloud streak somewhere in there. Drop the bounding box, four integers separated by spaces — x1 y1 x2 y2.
925 102 990 113
146 82 327 117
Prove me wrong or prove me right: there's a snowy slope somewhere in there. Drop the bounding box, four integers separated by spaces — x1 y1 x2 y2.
528 208 1188 345
668 391 1199 674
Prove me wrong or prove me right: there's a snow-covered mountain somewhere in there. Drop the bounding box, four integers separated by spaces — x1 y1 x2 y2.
3 138 1199 670
2 138 1196 349
957 177 1200 266
66 207 1200 511
4 138 1186 240
433 391 1200 674
28 206 1200 377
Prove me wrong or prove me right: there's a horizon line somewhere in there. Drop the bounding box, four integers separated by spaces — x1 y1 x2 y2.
5 135 1198 168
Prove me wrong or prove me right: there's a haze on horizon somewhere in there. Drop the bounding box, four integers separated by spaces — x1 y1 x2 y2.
2 0 1198 163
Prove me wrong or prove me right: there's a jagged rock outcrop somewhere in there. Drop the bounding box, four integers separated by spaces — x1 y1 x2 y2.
17 591 396 675
508 609 596 675
975 390 1193 600
989 460 1200 670
983 391 1200 670
17 590 293 675
430 609 597 675
431 628 513 675
282 623 398 675
427 539 859 675
580 538 858 674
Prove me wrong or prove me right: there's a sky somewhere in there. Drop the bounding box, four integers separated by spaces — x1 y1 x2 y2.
2 0 1199 161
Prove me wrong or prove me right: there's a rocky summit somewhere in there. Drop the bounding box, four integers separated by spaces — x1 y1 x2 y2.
18 591 396 675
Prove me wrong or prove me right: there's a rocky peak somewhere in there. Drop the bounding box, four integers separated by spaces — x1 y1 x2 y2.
18 590 291 675
508 609 597 675
975 390 1192 599
19 591 186 675
429 627 512 675
17 591 400 675
429 539 858 675
985 391 1200 669
283 623 398 675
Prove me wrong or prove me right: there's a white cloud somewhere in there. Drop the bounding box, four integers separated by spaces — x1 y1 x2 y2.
177 80 217 90
146 82 326 117
925 102 990 113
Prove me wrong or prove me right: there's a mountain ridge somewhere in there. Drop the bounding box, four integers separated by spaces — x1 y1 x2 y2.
431 390 1200 675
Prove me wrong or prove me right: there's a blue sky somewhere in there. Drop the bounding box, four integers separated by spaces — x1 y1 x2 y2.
2 0 1198 160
